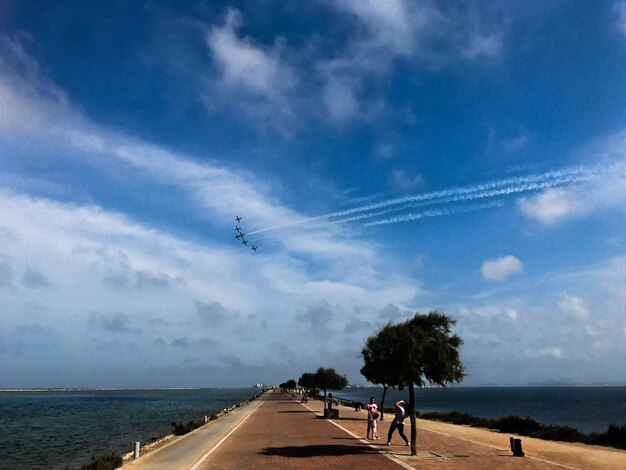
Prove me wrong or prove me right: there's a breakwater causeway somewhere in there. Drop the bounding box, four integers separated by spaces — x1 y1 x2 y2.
0 388 258 469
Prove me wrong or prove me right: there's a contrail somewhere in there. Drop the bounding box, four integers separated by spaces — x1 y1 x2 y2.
331 172 592 225
364 201 506 226
246 164 598 235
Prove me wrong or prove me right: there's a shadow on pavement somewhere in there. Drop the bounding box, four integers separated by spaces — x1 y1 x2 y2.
314 415 365 422
259 444 379 458
278 410 313 414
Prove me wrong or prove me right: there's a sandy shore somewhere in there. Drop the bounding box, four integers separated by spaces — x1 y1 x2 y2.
415 415 626 470
308 399 626 469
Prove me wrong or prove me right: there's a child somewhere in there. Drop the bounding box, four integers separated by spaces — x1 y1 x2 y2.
366 396 379 439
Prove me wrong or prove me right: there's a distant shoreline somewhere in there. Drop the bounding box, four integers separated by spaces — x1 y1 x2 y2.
0 387 209 392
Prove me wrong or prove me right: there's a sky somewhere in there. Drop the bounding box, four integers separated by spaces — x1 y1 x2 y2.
1 0 626 388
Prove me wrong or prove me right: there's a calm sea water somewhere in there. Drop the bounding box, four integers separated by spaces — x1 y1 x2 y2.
0 388 258 470
335 386 626 434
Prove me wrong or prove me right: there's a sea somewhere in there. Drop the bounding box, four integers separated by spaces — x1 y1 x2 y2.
0 388 258 470
1 386 625 469
334 386 626 434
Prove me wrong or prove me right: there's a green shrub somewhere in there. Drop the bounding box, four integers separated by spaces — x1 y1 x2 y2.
492 416 541 434
80 452 122 470
588 424 626 449
171 419 203 436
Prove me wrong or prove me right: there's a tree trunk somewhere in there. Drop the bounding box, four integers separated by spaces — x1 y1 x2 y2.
379 384 389 421
408 381 416 456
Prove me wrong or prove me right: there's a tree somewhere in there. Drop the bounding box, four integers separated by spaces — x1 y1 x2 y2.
361 322 404 421
298 372 316 394
314 367 348 403
279 379 297 390
362 312 465 456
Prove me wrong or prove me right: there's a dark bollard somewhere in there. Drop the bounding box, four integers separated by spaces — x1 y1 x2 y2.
323 393 339 418
510 437 525 457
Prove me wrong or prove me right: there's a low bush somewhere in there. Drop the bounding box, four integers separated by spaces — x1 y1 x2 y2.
80 452 122 470
588 424 626 449
171 419 203 436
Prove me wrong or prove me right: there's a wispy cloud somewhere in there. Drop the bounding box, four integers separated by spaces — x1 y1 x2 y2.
0 36 426 383
205 8 298 134
197 1 507 131
558 293 590 320
615 0 626 37
481 255 523 282
518 152 626 225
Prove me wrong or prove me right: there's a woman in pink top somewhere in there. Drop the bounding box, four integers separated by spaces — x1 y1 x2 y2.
366 396 379 439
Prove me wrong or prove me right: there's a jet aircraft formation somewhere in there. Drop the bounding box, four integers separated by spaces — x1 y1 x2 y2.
234 216 258 253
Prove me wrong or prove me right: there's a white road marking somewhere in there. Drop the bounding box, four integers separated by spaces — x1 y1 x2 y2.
189 399 264 470
299 401 414 470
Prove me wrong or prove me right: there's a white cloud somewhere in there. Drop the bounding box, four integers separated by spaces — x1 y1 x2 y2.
517 188 583 225
615 1 626 37
320 77 360 123
329 0 432 57
0 189 421 382
558 293 590 320
524 346 563 360
462 33 503 60
593 338 614 352
518 136 626 225
481 255 523 281
0 38 430 384
502 134 529 153
199 2 505 130
389 169 425 192
205 8 297 134
504 307 519 322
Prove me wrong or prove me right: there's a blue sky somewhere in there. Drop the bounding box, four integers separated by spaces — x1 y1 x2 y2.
1 0 626 387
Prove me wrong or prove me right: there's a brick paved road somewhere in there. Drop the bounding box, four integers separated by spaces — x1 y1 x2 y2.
194 391 572 470
195 391 403 470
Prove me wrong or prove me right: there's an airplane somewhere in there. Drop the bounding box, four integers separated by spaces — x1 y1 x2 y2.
235 216 242 223
241 238 248 246
235 233 243 240
251 245 258 252
235 226 242 233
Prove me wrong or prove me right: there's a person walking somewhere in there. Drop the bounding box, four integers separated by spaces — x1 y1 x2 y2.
386 400 409 446
366 396 379 439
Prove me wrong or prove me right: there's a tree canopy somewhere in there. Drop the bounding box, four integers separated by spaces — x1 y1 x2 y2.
297 372 316 390
361 321 404 420
279 379 297 389
314 367 348 401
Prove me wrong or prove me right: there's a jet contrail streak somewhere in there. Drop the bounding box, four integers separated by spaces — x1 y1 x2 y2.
364 201 505 226
331 172 592 225
246 165 598 235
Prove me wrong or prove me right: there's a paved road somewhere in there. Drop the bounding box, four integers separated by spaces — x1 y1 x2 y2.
123 395 266 470
194 391 404 470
